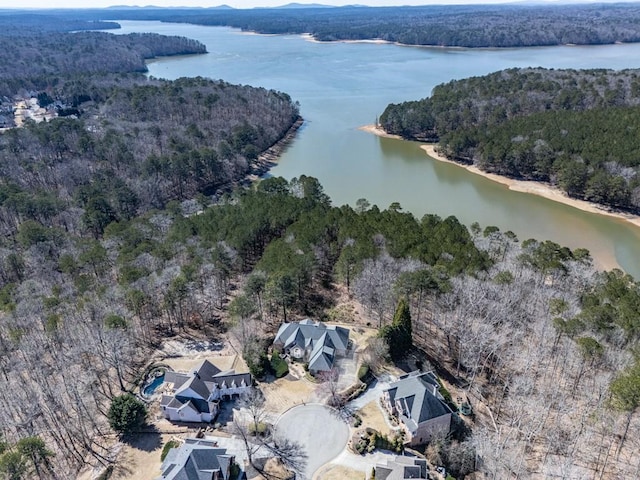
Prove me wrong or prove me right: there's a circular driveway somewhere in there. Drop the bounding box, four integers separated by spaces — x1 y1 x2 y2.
275 404 349 479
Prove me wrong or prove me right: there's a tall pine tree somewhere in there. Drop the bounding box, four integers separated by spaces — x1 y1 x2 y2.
380 297 412 360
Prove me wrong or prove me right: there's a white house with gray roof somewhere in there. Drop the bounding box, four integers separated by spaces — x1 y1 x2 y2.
273 319 350 375
157 438 235 480
160 359 252 423
375 456 429 480
382 371 453 446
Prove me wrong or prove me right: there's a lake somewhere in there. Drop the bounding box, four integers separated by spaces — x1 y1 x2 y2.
114 21 640 277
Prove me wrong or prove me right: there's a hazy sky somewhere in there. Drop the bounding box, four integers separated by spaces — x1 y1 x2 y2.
0 0 583 10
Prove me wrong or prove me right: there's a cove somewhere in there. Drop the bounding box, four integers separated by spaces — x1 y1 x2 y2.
114 21 640 278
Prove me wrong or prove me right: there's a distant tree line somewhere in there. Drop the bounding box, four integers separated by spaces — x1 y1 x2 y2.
380 68 640 212
0 31 206 97
52 3 640 48
0 11 118 34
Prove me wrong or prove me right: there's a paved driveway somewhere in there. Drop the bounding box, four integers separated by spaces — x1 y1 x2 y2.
275 404 349 480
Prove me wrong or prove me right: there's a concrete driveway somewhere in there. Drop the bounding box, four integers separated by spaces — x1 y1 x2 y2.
275 404 349 480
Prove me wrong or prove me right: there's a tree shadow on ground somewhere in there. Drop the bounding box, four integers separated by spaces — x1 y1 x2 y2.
125 424 163 452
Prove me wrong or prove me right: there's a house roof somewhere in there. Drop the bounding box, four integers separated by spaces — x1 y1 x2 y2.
158 438 233 480
385 371 451 431
273 319 350 372
375 456 428 480
162 362 252 419
165 371 191 390
161 396 184 409
175 375 211 401
209 372 252 390
192 359 222 379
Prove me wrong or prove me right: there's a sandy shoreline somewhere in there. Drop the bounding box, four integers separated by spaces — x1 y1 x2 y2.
358 124 404 139
420 144 640 230
361 124 640 271
360 124 640 230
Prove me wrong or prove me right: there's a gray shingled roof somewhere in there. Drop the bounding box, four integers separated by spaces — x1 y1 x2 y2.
385 371 450 431
375 457 428 480
191 359 221 379
158 439 233 480
165 371 190 390
210 371 252 389
273 319 350 372
175 375 211 401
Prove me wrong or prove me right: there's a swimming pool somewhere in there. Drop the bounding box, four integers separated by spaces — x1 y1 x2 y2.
142 373 165 397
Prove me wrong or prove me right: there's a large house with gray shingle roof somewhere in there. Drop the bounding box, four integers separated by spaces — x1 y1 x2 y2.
273 319 350 375
156 438 235 480
382 371 453 446
375 456 429 480
160 359 252 423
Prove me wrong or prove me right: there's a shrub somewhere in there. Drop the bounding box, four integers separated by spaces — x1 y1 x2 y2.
248 421 269 436
270 353 289 378
229 463 241 480
161 440 179 461
436 377 453 404
357 364 370 382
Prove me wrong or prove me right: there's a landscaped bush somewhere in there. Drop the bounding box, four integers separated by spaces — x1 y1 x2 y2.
161 440 179 461
270 352 289 378
357 364 370 382
354 429 404 455
341 380 367 402
436 377 457 410
248 421 269 436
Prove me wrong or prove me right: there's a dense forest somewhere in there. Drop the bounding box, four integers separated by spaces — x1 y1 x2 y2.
52 3 640 48
0 25 303 479
380 68 640 213
0 11 117 34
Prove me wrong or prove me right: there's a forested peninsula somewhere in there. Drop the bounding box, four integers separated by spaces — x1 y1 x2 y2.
380 68 640 214
66 3 640 48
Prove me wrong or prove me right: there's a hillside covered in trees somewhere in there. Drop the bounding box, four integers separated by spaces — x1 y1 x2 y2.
0 26 302 479
0 75 299 240
1 172 640 478
380 68 640 213
55 3 640 48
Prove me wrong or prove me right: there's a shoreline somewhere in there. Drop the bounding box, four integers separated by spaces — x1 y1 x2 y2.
360 124 640 230
298 33 598 50
361 124 640 271
244 116 304 183
420 144 640 231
